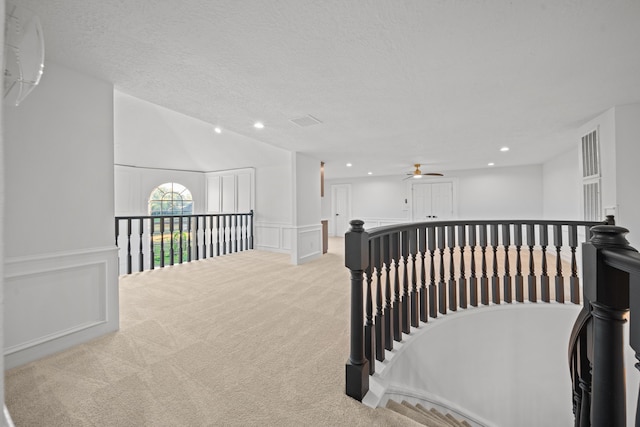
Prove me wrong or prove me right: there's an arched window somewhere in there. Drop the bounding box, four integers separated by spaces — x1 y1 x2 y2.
148 182 193 216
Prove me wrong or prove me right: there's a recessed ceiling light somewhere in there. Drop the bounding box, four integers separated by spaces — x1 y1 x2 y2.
367 172 373 175
488 162 495 166
500 147 509 152
253 122 264 129
214 127 222 134
346 163 352 167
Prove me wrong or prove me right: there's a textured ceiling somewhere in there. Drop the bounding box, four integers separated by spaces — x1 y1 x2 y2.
14 0 640 178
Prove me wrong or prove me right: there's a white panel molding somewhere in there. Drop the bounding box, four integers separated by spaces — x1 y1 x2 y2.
221 174 236 212
4 247 119 369
291 224 322 265
205 167 255 214
254 222 294 254
207 175 221 213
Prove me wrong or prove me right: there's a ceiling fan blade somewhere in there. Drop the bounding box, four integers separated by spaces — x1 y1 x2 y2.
424 173 444 176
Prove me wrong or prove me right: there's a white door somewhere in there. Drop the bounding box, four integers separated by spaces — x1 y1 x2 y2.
412 182 453 220
331 184 351 236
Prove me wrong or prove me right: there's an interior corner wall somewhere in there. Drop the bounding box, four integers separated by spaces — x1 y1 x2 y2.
542 146 581 220
3 61 119 369
614 103 640 248
291 152 321 265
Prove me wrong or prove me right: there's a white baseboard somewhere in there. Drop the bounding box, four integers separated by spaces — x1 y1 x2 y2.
4 247 119 369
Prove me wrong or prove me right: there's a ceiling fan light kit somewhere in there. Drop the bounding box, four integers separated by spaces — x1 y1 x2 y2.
404 163 443 180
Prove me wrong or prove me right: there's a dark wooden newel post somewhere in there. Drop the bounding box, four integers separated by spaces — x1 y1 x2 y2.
345 220 370 401
583 225 630 426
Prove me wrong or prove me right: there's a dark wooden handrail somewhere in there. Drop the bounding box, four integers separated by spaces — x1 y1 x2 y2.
366 218 612 239
115 211 254 274
344 216 610 402
568 306 593 426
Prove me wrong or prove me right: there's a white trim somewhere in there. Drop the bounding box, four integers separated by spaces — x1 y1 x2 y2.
5 246 117 268
4 319 108 355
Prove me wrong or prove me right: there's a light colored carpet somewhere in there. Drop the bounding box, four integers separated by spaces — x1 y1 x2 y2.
5 238 418 426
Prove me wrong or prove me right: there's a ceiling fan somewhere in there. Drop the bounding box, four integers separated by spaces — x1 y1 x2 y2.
404 164 443 180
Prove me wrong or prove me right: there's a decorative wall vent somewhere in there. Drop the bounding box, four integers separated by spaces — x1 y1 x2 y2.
583 181 601 222
581 129 599 178
581 128 601 221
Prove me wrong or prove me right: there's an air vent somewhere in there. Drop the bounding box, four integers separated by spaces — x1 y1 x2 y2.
581 127 601 221
581 129 599 178
289 115 322 127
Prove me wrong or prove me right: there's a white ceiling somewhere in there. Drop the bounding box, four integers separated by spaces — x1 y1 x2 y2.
14 0 640 179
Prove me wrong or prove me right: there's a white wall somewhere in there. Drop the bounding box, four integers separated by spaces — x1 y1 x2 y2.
324 165 543 232
455 165 542 220
6 63 115 257
291 152 322 264
368 304 639 427
542 146 581 220
614 103 640 249
3 61 119 368
578 104 640 248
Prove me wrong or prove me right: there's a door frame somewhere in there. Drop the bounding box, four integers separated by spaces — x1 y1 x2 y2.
330 184 352 237
408 178 459 222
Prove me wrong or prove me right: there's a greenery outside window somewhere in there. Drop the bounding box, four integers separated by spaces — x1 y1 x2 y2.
148 182 193 267
148 182 193 216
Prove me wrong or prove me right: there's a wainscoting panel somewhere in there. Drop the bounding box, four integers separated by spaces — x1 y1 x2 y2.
292 224 322 265
4 247 119 369
255 222 294 254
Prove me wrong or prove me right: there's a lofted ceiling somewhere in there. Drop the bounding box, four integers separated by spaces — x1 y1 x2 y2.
13 0 640 179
